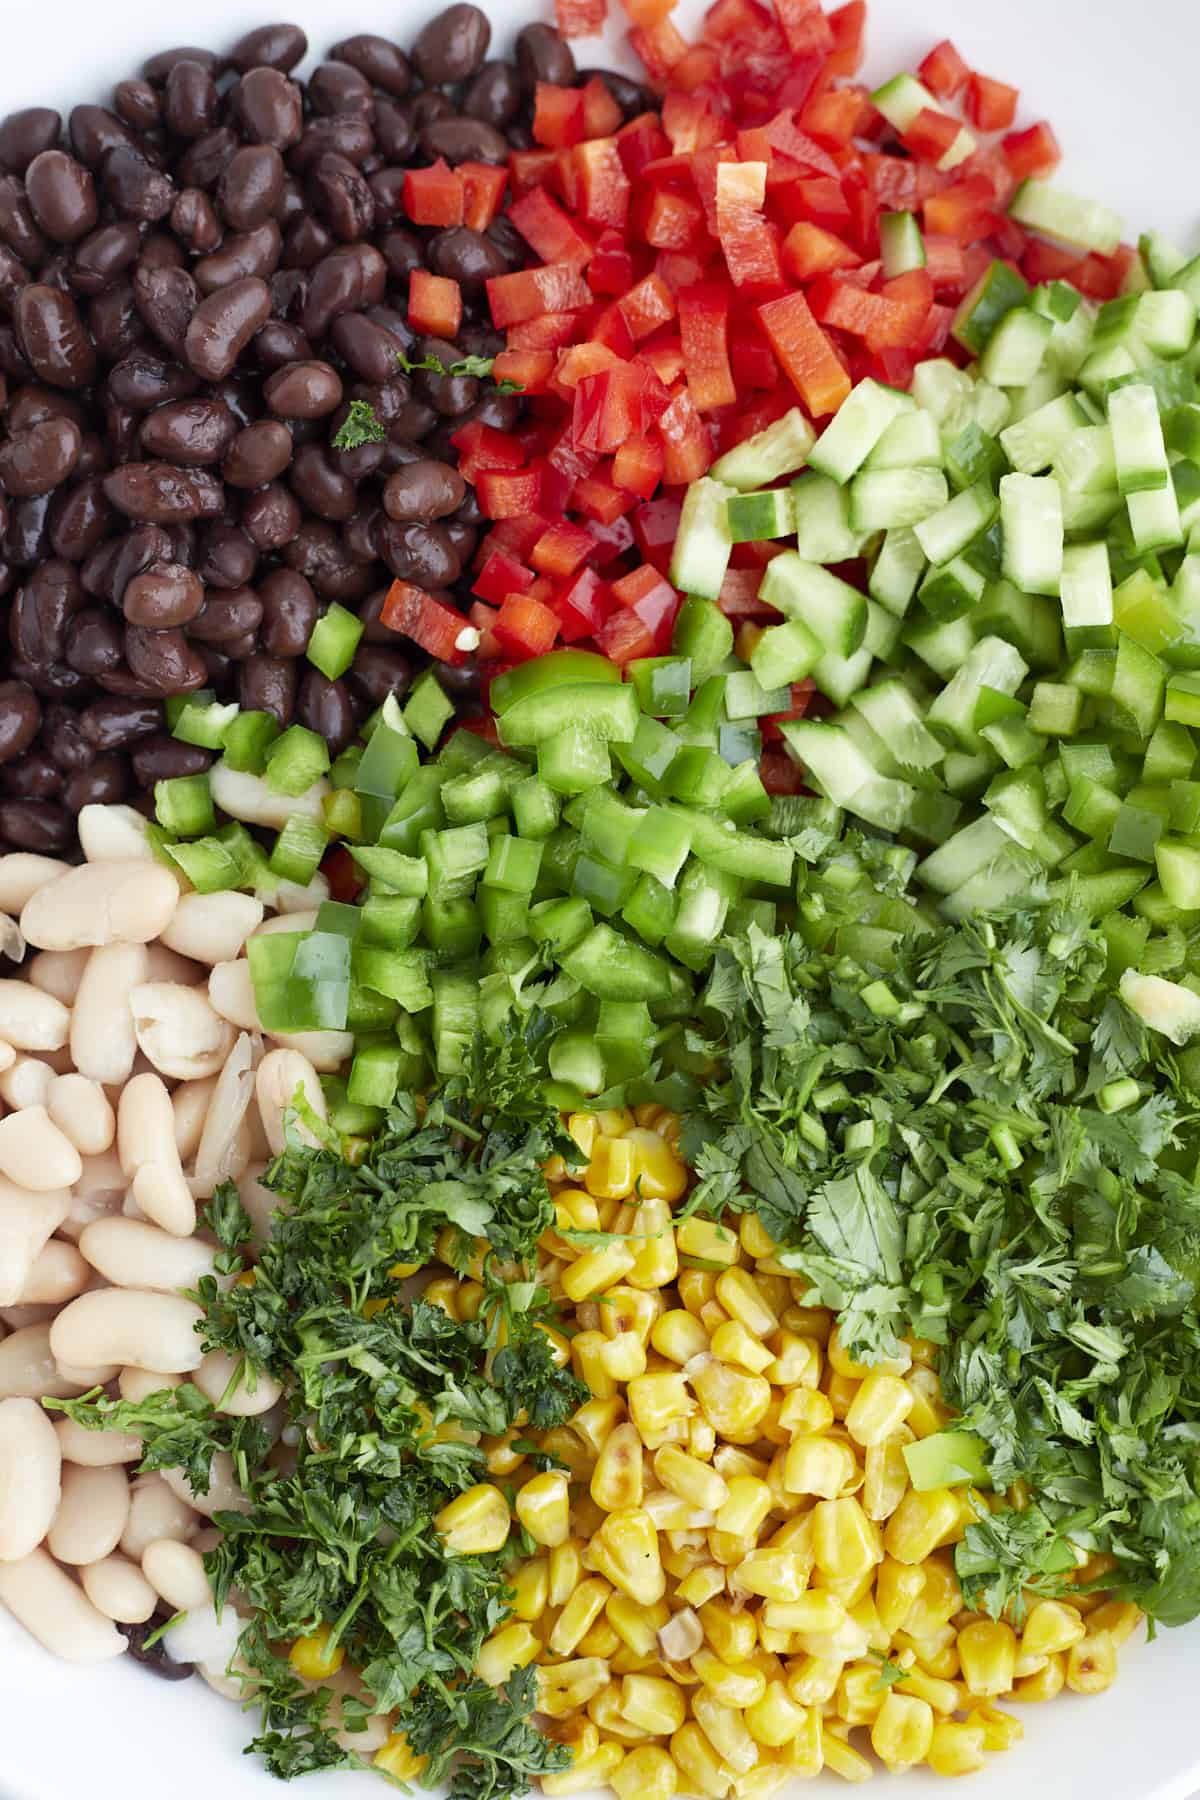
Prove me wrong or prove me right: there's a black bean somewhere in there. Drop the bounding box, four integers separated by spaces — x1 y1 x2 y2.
0 418 82 498
9 560 82 664
124 624 207 692
170 188 222 255
420 117 509 166
255 320 312 371
0 110 61 178
382 459 465 522
309 63 375 118
329 36 413 97
289 443 356 520
444 519 478 562
413 5 491 84
427 225 510 291
240 480 301 551
290 115 376 175
377 517 462 587
71 222 142 295
217 144 285 233
122 563 205 628
297 667 357 752
139 398 238 465
49 476 114 562
66 608 123 677
164 61 218 140
5 493 53 566
130 733 212 783
222 418 293 488
228 23 309 74
435 653 481 700
258 566 317 656
0 682 41 764
193 221 282 292
108 351 198 413
308 153 375 243
342 501 382 559
109 523 172 604
80 696 162 750
64 754 130 811
103 462 224 524
197 524 257 591
13 285 97 389
188 588 263 643
462 62 523 129
348 642 412 707
263 359 343 420
379 227 425 283
101 147 176 224
24 152 97 245
88 284 144 365
237 652 296 723
177 128 239 191
114 81 162 133
281 520 369 599
0 751 62 799
301 243 385 341
0 799 71 851
485 214 526 269
412 335 479 417
184 276 271 380
372 100 417 165
515 22 577 89
466 386 522 432
235 70 304 152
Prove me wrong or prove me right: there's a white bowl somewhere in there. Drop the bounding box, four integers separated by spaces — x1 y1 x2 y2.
1 2 1199 1797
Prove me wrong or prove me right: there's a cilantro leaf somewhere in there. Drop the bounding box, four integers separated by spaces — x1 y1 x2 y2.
331 399 386 450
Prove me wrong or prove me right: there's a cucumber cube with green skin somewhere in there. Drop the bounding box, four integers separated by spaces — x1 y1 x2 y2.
979 306 1054 387
849 468 949 532
869 527 926 616
750 618 823 688
917 556 986 621
914 482 998 565
1010 179 1124 256
759 554 867 656
1060 542 1115 652
879 210 926 278
726 488 794 542
710 406 815 489
808 377 913 485
944 423 1007 490
790 472 864 562
670 475 735 600
865 410 943 472
1031 280 1082 323
950 261 1031 354
1000 393 1090 474
1000 472 1064 596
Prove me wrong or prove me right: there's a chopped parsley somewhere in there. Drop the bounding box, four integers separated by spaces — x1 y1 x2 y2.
332 399 387 451
397 351 523 394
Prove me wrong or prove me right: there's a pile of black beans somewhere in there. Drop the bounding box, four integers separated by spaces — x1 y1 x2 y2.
0 8 652 855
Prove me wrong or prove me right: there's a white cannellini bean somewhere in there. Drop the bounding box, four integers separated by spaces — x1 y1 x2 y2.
17 1239 89 1307
173 1076 218 1162
20 860 179 952
237 1163 279 1247
120 1473 197 1559
0 855 69 914
118 1367 181 1403
143 943 203 985
251 908 319 939
80 1553 157 1623
61 1147 126 1240
0 1547 127 1661
0 1304 53 1330
0 1040 14 1074
27 948 90 1005
0 1397 61 1563
0 1057 54 1111
163 1600 242 1684
78 1217 216 1295
47 1462 130 1565
0 1323 106 1399
76 803 157 865
47 1073 115 1157
208 959 261 1030
0 1179 71 1308
210 761 328 831
162 891 265 965
71 943 149 1085
0 982 69 1052
193 1351 283 1418
275 872 329 912
0 1106 83 1191
117 1073 195 1237
130 982 236 1082
255 1047 327 1156
193 1034 256 1201
141 1538 211 1612
160 1451 250 1519
50 1289 205 1375
54 1414 143 1468
267 1028 354 1072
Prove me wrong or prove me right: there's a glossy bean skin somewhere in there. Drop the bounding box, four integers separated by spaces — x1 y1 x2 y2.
13 286 97 389
25 151 98 244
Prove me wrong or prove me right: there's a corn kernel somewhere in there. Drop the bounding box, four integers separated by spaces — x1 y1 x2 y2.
612 1745 678 1800
679 1564 728 1608
692 1690 757 1774
875 1557 925 1637
731 1762 789 1800
699 1597 758 1665
289 1625 343 1681
538 1657 611 1717
905 1366 949 1438
542 1743 625 1796
584 1136 637 1199
765 1332 821 1389
573 1329 618 1400
563 1241 638 1301
588 1508 665 1604
711 1319 774 1375
818 1722 873 1784
651 1309 710 1365
715 1475 773 1538
966 1703 1024 1752
762 1592 846 1636
671 1722 731 1799
1017 1598 1086 1661
423 1276 462 1319
677 1217 741 1267
626 1128 690 1203
843 1371 913 1449
891 1662 960 1717
574 1395 625 1457
589 1681 652 1743
1013 1652 1066 1703
550 1576 613 1657
515 1471 570 1548
870 1691 934 1770
927 1720 986 1778
627 1371 695 1447
785 1655 841 1707
907 1553 961 1632
435 1482 510 1554
1086 1601 1140 1647
549 1540 585 1607
600 1589 668 1659
782 1706 823 1775
692 1648 767 1709
883 1487 962 1565
708 1527 757 1568
957 1619 1017 1697
699 1299 732 1337
591 1422 645 1512
733 1549 807 1604
565 1112 599 1160
811 1497 882 1586
655 1444 729 1512
689 1416 718 1460
715 1268 778 1337
596 1107 636 1136
713 1445 769 1482
741 1678 805 1748
783 1434 856 1498
373 1731 427 1782
603 1285 663 1343
835 1661 887 1727
693 1361 772 1442
1066 1631 1118 1695
679 1269 719 1317
646 1490 709 1531
509 1555 548 1622
828 1323 909 1379
476 1621 540 1685
579 1619 621 1659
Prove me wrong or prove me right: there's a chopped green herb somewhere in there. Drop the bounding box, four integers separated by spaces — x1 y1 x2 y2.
332 399 387 451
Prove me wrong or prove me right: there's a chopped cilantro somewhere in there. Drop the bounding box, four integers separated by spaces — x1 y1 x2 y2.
331 399 386 451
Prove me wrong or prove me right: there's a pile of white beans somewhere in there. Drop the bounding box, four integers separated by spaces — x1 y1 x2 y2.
0 801 338 1688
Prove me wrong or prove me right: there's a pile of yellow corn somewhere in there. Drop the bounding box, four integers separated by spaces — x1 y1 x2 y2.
299 1105 1140 1789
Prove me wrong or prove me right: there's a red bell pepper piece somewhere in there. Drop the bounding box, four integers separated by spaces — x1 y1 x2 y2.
918 39 970 101
473 550 535 607
588 231 637 295
771 0 834 56
640 336 688 386
533 83 586 148
556 0 607 37
508 187 595 268
779 174 854 231
663 91 725 153
531 521 599 580
678 282 736 411
574 137 632 230
629 16 690 81
571 470 636 523
1072 244 1139 301
797 87 866 148
475 466 545 520
492 349 554 393
633 494 682 572
1002 120 1062 181
617 113 673 179
380 582 468 664
467 601 502 661
596 607 655 665
923 176 997 243
407 270 462 340
545 428 601 487
459 163 508 231
661 43 720 92
619 273 678 341
717 170 784 289
322 845 364 905
808 273 892 336
1020 237 1083 284
580 76 625 139
989 212 1028 265
552 343 624 397
573 364 664 454
480 516 548 563
586 513 636 565
901 107 963 166
865 268 934 352
509 148 561 197
588 302 638 357
702 0 765 40
759 745 806 794
718 565 782 618
782 220 861 279
493 593 560 660
450 421 526 483
487 262 593 328
508 313 587 354
624 0 676 24
552 567 612 641
610 562 668 608
613 433 665 499
757 290 850 416
965 72 1018 132
730 332 780 391
923 235 969 294
637 187 708 251
402 160 464 227
656 387 713 484
826 0 866 76
762 109 841 176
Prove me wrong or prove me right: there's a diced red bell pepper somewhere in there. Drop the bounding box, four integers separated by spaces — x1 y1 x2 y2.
610 561 668 608
860 153 947 210
923 176 997 243
508 187 595 268
640 336 688 386
629 15 690 82
1072 244 1140 301
633 494 683 572
663 90 724 153
716 171 784 288
451 421 527 483
989 212 1028 265
659 42 720 92
574 137 633 230
762 109 841 176
556 0 607 38
1002 120 1062 181
901 107 963 166
965 72 1018 132
617 113 673 179
923 234 969 294
494 593 561 660
552 567 613 641
797 86 866 148
595 605 655 665
509 148 561 197
402 159 464 227
757 289 850 416
459 162 508 231
656 386 713 484
620 273 678 341
918 302 954 355
493 349 555 393
322 845 364 905
654 250 712 293
719 565 780 618
1020 237 1083 284
546 427 601 487
573 363 668 453
759 745 806 794
531 521 599 580
865 268 934 352
475 466 545 520
613 433 665 499
473 550 535 607
407 270 462 340
580 76 624 140
536 456 577 516
534 82 586 147
637 186 708 251
480 515 548 562
730 331 779 390
586 513 636 565
588 301 638 357
703 0 770 42
780 174 853 230
826 0 865 76
508 311 588 352
782 219 862 279
572 469 636 523
552 342 624 397
918 38 970 101
588 231 637 295
678 282 736 411
631 580 680 652
808 272 892 336
467 600 502 660
771 0 833 56
624 0 676 25
380 581 468 664
488 262 593 328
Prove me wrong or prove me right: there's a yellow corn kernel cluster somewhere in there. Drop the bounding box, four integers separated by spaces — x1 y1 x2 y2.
469 1105 1141 1796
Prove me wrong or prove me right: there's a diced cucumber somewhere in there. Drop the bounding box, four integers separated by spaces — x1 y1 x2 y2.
808 378 913 484
916 814 1013 893
1109 383 1171 495
918 556 987 622
1053 423 1117 493
1128 483 1184 553
710 407 816 490
928 636 1029 752
1136 289 1197 359
914 482 999 566
726 488 794 542
950 263 1031 355
979 306 1053 387
904 613 977 679
759 554 868 656
723 670 790 720
864 409 944 470
750 617 823 688
813 645 874 708
1009 179 1123 256
1000 472 1064 595
670 475 735 601
912 358 977 424
849 467 949 531
880 210 926 279
1060 541 1115 651
1140 232 1188 288
850 680 944 772
869 527 926 616
1000 393 1090 474
790 472 865 562
944 422 1007 491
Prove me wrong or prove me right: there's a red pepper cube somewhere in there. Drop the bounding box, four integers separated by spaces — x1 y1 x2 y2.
730 333 779 392
580 75 624 138
534 82 586 148
508 311 585 352
586 514 635 565
590 301 637 357
771 0 833 54
1002 120 1062 181
509 147 561 197
492 349 555 393
572 470 636 524
611 562 670 610
552 342 624 400
487 262 593 328
619 273 677 342
552 567 613 641
467 600 502 660
531 521 598 580
965 72 1018 133
678 282 735 411
613 433 664 499
546 426 601 485
633 494 682 571
640 337 687 386
573 364 655 454
589 230 637 296
322 844 365 905
865 268 934 352
474 466 545 520
923 176 997 243
759 745 806 794
450 420 527 483
923 234 968 295
781 220 862 280
702 0 763 39
628 16 690 82
717 201 784 290
459 162 508 231
1073 244 1140 301
901 107 963 166
473 550 535 607
632 582 680 653
797 87 866 149
656 387 712 485
556 0 607 38
636 186 706 252
663 91 723 154
407 270 462 340
617 113 672 179
757 290 851 417
402 160 464 227
783 174 854 232
917 38 970 101
761 110 841 177
483 515 549 562
596 606 655 665
508 186 595 268
380 581 468 664
1021 238 1082 284
625 0 675 22
826 0 865 75
494 592 560 660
